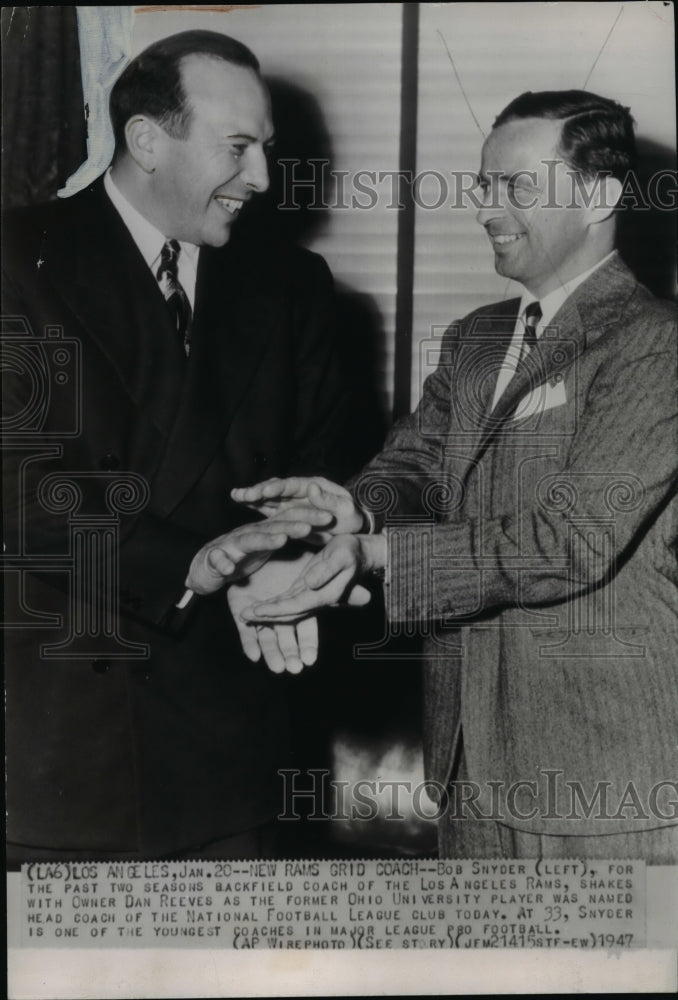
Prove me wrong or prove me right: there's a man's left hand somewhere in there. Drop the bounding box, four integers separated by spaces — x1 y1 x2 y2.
185 510 333 595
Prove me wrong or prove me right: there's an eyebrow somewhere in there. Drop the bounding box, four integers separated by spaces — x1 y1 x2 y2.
227 132 276 145
478 170 537 183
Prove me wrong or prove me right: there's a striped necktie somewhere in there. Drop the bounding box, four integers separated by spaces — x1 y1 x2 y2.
156 239 192 357
522 301 542 355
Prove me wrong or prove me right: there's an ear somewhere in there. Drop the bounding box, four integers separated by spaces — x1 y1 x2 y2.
583 174 624 227
124 116 160 174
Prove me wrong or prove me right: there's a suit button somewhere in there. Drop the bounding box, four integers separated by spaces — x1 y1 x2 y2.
92 658 112 673
120 588 143 611
100 453 120 471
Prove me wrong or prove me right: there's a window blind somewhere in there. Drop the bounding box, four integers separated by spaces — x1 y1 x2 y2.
411 1 676 409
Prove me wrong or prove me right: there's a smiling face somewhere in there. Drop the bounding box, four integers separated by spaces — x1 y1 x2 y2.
149 55 274 246
476 117 597 297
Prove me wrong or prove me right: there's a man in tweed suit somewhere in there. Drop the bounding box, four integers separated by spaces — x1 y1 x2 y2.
229 90 678 862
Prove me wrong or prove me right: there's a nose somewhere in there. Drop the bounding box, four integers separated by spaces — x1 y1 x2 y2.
243 145 270 194
476 184 502 227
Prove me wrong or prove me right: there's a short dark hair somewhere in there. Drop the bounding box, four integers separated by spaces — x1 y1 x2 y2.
493 89 637 181
110 30 260 155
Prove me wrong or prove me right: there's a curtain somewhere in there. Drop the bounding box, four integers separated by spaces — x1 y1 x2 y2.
2 5 86 208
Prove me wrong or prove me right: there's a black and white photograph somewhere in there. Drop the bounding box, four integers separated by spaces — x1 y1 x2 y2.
3 2 677 995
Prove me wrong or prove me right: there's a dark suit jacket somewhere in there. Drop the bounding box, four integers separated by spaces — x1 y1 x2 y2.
2 178 348 854
355 254 678 836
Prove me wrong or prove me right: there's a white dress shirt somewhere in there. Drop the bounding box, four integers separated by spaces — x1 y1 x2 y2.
491 251 616 410
103 169 200 306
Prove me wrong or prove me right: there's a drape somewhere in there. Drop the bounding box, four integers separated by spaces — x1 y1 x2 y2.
2 5 86 207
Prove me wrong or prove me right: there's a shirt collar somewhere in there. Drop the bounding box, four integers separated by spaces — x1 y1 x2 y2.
103 168 200 271
519 250 617 331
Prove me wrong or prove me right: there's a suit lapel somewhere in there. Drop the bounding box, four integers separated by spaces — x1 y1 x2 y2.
46 181 186 442
488 316 582 425
468 253 637 461
450 299 519 461
150 241 279 516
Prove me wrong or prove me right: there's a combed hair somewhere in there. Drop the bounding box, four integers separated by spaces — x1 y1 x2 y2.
493 89 637 181
110 30 260 155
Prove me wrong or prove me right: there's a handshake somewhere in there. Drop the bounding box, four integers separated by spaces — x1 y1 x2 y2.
184 477 387 674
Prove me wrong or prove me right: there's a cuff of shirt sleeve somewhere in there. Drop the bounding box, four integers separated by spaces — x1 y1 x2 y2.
363 529 388 583
176 588 194 609
361 507 376 534
382 529 390 588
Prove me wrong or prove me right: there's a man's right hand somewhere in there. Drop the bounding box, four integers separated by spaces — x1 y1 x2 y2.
231 476 364 535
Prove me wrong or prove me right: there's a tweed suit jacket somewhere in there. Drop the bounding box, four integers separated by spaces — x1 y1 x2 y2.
355 253 678 836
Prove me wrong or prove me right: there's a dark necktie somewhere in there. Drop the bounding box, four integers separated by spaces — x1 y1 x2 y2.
156 239 192 357
522 300 542 354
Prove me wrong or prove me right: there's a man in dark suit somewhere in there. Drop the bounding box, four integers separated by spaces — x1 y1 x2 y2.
2 30 347 862
233 90 678 862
